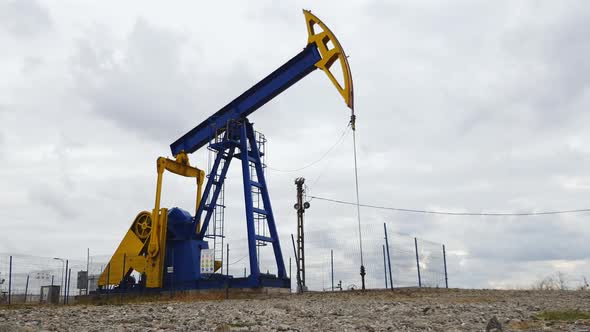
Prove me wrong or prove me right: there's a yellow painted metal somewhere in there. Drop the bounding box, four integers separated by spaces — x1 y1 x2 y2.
155 154 206 234
97 211 151 287
303 9 354 111
98 155 205 289
145 208 168 288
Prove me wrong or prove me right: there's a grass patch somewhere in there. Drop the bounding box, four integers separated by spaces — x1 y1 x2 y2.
508 320 544 330
537 310 590 321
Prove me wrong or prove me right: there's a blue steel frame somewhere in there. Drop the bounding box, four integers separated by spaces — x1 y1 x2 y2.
193 119 286 287
167 43 325 289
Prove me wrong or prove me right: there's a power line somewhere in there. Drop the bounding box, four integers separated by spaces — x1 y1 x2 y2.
309 195 590 216
228 254 248 265
266 123 351 173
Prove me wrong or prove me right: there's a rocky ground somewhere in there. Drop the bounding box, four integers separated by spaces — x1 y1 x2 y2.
0 288 589 331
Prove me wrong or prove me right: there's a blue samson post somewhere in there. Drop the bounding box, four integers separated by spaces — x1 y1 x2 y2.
169 10 354 290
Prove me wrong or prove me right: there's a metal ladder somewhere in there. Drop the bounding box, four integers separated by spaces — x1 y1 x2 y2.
204 132 228 273
252 131 268 269
194 119 286 282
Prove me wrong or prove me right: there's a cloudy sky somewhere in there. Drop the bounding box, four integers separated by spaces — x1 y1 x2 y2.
1 0 590 289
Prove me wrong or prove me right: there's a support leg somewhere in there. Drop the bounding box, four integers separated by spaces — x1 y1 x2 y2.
246 122 287 278
240 123 261 279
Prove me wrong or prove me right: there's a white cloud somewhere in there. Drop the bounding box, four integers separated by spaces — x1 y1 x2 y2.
0 0 52 37
1 0 590 289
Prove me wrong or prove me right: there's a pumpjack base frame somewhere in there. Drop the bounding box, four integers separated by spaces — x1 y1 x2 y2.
177 275 290 291
94 275 290 295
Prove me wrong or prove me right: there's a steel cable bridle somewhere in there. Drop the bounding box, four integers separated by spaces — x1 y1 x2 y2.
350 113 366 290
266 123 351 173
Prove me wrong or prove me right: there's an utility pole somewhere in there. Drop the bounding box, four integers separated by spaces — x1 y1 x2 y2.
291 234 303 292
294 178 310 290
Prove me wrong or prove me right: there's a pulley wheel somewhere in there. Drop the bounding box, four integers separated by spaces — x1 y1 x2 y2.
133 211 152 240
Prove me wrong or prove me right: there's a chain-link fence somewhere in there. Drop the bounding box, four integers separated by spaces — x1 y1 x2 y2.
0 220 447 304
212 219 448 292
0 254 107 305
287 221 448 291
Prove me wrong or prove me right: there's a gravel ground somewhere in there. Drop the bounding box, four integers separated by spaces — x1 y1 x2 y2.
1 288 589 331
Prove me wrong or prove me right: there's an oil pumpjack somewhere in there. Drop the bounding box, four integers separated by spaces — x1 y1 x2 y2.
97 10 354 292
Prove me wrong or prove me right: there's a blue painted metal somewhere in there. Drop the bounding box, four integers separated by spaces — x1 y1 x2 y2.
239 122 260 280
189 119 287 288
170 44 321 156
164 207 208 289
96 275 289 294
192 142 236 237
161 37 324 292
244 121 286 279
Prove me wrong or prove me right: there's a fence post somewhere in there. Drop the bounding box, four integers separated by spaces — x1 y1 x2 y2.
384 223 393 289
226 244 230 276
331 249 334 292
66 268 72 304
63 260 69 304
414 238 422 288
382 245 388 289
443 244 448 289
8 255 12 305
51 275 55 287
24 275 30 303
86 248 90 295
226 243 230 300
